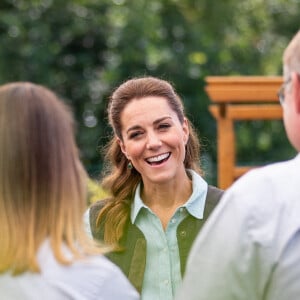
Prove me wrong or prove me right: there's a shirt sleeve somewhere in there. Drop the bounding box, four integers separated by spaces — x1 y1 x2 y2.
175 181 270 300
264 229 300 300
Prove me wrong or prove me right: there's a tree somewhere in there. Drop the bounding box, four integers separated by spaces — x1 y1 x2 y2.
0 0 298 184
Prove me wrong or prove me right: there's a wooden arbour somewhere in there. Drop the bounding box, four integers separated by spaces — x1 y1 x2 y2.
205 76 283 190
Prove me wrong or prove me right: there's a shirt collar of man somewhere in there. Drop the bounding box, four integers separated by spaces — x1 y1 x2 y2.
130 169 208 223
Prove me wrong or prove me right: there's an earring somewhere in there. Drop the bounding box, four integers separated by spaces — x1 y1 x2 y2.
127 161 133 170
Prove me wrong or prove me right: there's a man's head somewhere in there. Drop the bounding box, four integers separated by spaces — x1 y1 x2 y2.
282 30 300 152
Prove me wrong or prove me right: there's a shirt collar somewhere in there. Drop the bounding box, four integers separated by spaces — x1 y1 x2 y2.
131 183 146 223
130 169 208 223
183 169 208 219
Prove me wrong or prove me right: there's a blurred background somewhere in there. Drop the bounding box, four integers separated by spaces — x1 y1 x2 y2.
1 0 298 190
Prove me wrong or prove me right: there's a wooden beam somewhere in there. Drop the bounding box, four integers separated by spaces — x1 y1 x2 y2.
227 104 282 120
209 104 282 120
205 76 283 103
206 76 284 189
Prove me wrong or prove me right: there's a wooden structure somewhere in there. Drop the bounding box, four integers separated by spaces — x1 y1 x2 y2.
205 76 283 189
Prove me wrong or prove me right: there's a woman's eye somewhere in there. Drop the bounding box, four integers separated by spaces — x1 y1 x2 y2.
158 123 171 130
129 131 143 139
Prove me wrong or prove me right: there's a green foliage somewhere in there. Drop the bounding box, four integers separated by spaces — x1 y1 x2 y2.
87 178 108 205
236 120 296 166
0 0 299 184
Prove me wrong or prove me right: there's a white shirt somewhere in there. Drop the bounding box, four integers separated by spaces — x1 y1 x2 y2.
0 240 139 300
176 154 300 300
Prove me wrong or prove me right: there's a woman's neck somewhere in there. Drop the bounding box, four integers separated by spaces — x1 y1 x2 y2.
140 172 193 229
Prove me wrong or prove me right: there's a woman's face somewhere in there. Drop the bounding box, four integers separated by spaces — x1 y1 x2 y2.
118 96 189 186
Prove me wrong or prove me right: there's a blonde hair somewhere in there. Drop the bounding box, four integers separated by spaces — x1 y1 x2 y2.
97 76 202 247
0 82 101 275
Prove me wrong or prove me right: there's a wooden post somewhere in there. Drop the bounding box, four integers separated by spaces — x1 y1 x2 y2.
209 104 236 189
205 76 283 189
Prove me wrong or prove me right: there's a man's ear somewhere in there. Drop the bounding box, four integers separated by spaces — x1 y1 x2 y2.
292 72 300 113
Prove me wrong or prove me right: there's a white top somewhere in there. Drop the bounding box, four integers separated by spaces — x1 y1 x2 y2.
176 154 300 300
0 240 139 300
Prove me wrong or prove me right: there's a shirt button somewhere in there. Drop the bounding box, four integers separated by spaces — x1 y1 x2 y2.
179 230 186 237
171 218 176 223
179 207 184 213
164 280 169 285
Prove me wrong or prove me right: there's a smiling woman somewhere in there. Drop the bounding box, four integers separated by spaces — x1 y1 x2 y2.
85 76 224 300
118 96 189 192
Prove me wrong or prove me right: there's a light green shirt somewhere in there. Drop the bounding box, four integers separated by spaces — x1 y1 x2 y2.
131 170 208 300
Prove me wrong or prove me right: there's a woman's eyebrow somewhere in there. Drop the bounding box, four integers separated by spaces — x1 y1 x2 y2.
126 116 172 134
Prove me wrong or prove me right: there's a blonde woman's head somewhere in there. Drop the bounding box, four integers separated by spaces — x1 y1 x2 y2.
0 82 95 275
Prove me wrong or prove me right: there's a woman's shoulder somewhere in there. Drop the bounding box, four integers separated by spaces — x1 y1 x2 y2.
41 247 139 300
207 185 224 201
89 198 110 221
90 198 108 212
83 255 139 299
88 198 113 238
204 185 224 215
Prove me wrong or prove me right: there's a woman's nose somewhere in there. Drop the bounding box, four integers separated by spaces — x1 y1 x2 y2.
146 132 162 150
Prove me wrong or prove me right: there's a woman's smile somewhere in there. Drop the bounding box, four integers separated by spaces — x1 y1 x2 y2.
145 152 171 165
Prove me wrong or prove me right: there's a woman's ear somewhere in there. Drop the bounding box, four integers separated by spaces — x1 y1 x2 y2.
117 137 129 158
182 118 190 145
